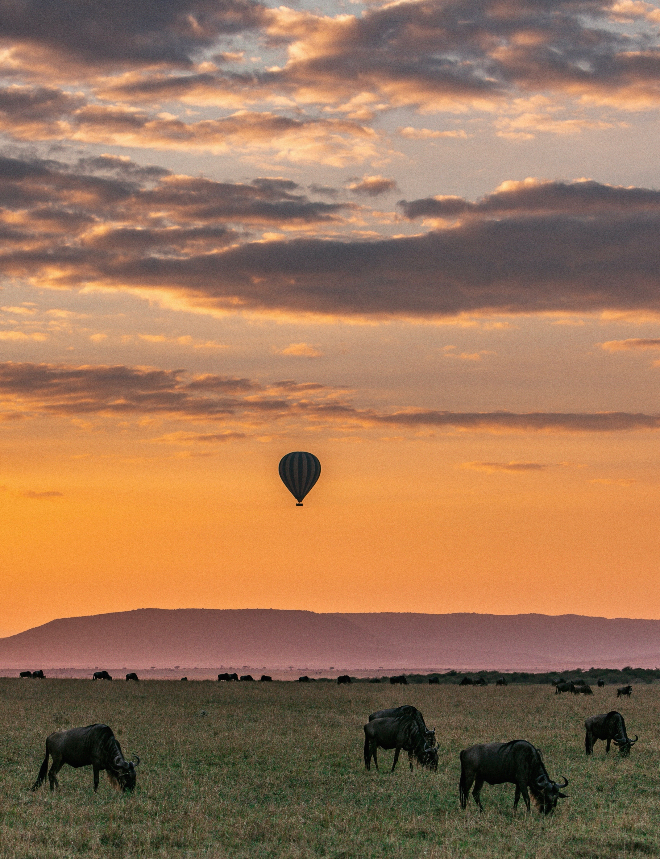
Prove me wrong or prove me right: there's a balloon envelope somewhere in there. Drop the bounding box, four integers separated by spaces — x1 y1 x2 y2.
279 451 321 505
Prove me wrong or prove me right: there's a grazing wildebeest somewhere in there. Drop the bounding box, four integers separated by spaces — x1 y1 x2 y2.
460 677 474 686
92 671 112 681
298 675 311 682
181 677 188 681
554 680 574 694
574 683 593 695
260 675 272 682
218 673 238 681
597 679 605 687
337 675 352 685
585 711 638 756
364 715 438 773
496 677 508 686
369 705 436 749
20 670 33 678
459 740 568 814
32 669 45 678
617 685 633 698
240 674 254 681
389 675 408 685
31 724 139 793
474 677 488 686
125 672 139 682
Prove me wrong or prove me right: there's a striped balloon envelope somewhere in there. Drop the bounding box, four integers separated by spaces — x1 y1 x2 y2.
278 451 321 506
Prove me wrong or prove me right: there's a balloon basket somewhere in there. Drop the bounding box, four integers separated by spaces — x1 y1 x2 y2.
296 502 304 506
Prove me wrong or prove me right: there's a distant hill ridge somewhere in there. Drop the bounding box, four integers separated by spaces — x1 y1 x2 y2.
0 609 659 671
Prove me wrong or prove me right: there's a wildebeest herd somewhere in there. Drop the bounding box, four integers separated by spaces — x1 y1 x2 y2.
25 674 639 815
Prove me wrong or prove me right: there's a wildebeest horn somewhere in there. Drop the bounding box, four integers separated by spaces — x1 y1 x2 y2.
131 754 140 766
630 735 639 745
556 777 568 788
113 755 124 768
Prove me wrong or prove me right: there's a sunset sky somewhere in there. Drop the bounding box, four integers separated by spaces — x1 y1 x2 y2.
2 0 660 637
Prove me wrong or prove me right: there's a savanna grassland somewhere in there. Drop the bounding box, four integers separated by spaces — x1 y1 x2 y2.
1 678 659 858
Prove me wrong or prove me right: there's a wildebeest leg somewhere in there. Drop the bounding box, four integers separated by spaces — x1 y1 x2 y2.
585 732 593 755
363 734 372 770
606 739 611 753
471 776 485 811
48 759 62 791
459 770 474 809
93 765 100 791
515 783 531 812
408 750 414 771
391 747 401 772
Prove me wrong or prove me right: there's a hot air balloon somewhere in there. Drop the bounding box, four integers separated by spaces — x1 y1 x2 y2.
278 451 321 506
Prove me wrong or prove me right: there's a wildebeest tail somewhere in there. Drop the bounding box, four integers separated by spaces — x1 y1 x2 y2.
31 750 49 791
459 753 468 808
363 729 371 769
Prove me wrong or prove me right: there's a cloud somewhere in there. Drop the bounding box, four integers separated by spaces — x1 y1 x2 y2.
1 362 660 436
348 175 398 197
461 461 550 473
601 338 660 352
4 156 660 321
277 343 323 357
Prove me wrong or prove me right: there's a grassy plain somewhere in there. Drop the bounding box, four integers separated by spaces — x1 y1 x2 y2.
0 678 659 858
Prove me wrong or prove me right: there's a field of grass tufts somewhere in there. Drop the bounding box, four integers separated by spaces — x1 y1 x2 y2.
1 678 659 857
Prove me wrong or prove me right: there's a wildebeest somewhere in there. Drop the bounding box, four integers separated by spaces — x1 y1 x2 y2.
298 675 311 682
597 679 605 687
554 680 574 694
92 670 112 681
574 683 593 695
31 724 140 792
20 670 33 678
125 672 139 681
474 677 488 686
585 711 638 756
460 677 474 686
459 740 568 814
364 715 438 773
181 677 188 681
240 674 254 681
32 669 45 678
428 676 440 685
218 672 238 681
389 675 408 685
260 675 272 682
617 685 633 698
369 705 436 749
496 677 508 686
337 675 352 685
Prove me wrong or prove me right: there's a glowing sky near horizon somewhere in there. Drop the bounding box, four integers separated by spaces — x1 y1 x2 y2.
2 0 660 636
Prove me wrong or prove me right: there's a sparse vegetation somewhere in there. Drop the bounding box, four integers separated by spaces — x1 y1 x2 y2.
1 677 659 857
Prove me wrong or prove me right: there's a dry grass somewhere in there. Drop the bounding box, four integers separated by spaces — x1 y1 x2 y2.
1 678 658 857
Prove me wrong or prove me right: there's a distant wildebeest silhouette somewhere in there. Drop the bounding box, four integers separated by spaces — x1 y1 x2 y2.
617 685 633 698
459 740 568 814
31 724 139 793
496 677 508 686
218 673 238 682
597 679 605 687
181 677 188 681
554 680 574 694
474 677 488 686
428 676 440 685
92 671 112 681
260 675 272 682
585 711 638 756
298 676 311 682
460 677 474 686
389 674 408 685
337 675 352 685
125 673 139 682
574 683 593 695
239 674 254 682
20 670 32 678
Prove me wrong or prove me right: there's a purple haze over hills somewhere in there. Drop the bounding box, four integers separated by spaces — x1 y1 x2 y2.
0 609 659 674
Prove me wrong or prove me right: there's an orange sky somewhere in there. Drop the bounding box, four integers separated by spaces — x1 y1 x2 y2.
2 0 660 635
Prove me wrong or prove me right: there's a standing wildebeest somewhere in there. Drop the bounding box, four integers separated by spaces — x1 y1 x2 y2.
574 683 593 695
92 670 112 681
617 685 633 697
31 724 140 792
337 675 352 685
460 677 474 686
20 670 33 678
597 679 605 687
459 740 568 814
585 711 638 756
125 672 139 681
240 674 254 681
218 672 239 681
389 675 408 685
181 677 188 681
554 680 574 694
364 716 438 773
496 677 508 686
260 675 272 682
32 669 45 678
298 675 311 682
428 676 440 684
369 705 436 749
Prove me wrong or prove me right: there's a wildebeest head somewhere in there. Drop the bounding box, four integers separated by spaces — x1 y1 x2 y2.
110 754 140 791
423 744 438 772
534 774 569 814
613 734 638 756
